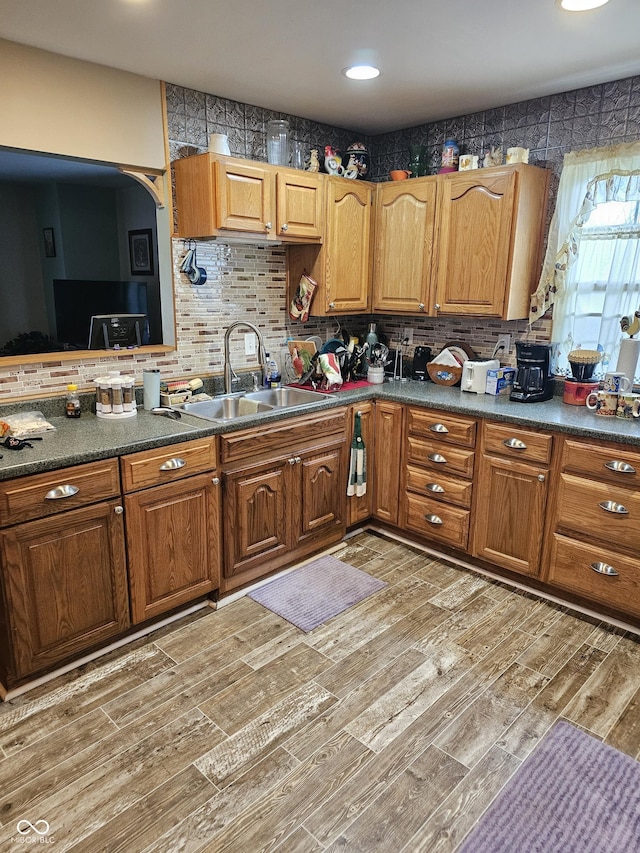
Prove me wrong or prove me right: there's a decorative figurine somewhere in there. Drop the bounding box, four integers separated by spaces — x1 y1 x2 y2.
483 145 504 168
343 153 360 180
307 149 320 172
324 145 344 176
345 141 370 179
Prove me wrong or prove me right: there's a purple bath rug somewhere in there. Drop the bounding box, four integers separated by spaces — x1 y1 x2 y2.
459 721 640 853
248 554 387 632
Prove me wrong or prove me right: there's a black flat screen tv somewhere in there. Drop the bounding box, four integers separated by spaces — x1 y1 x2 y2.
53 279 160 349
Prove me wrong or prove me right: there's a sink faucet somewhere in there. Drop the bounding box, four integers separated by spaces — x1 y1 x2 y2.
223 321 267 394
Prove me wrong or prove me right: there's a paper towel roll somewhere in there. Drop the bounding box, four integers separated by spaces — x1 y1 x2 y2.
616 337 640 385
143 369 161 410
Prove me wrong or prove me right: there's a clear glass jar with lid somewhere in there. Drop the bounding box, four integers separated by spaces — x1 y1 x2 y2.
266 119 290 166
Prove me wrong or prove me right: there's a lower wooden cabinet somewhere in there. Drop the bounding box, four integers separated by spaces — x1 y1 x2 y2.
1 500 130 680
372 401 404 525
473 455 548 576
472 421 552 577
120 437 221 624
124 473 222 623
222 438 345 593
347 402 375 527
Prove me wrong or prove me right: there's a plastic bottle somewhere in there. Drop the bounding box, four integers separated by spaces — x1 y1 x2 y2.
65 384 81 418
263 352 271 387
366 322 378 366
268 355 281 389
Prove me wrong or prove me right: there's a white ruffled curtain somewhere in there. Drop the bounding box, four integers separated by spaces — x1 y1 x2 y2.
530 142 640 377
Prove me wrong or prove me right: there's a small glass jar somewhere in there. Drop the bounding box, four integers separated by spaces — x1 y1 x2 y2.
266 119 290 166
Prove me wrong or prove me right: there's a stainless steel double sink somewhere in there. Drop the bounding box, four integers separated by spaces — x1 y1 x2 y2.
178 386 322 423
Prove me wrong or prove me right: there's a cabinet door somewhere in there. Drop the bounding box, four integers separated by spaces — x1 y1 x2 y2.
222 458 289 590
1 501 129 679
125 473 221 624
373 179 437 314
295 442 346 550
347 402 375 526
473 455 547 576
373 401 404 525
435 169 516 316
324 178 372 312
276 171 323 240
214 159 274 235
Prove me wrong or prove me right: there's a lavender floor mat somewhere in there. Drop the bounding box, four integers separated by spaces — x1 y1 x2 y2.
459 721 640 853
248 555 387 632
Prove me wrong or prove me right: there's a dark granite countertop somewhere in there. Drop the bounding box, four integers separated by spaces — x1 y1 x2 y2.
1 379 638 480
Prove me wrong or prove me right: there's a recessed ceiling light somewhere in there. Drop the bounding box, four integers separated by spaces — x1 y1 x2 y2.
342 65 381 81
559 0 610 10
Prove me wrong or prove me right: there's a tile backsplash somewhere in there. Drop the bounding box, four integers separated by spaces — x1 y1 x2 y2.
2 73 637 400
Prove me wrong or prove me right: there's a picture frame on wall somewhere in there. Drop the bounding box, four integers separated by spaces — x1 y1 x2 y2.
43 227 56 258
128 228 154 276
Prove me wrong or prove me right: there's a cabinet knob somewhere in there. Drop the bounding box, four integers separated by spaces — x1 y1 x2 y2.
114 505 124 515
598 500 629 514
212 477 220 486
428 453 447 464
429 423 449 434
504 437 527 450
590 561 619 577
294 456 302 464
604 460 636 474
45 484 79 500
424 514 443 525
288 457 296 465
281 223 288 231
159 458 186 471
329 302 336 309
426 482 445 494
419 303 426 311
264 221 272 231
537 474 545 482
433 303 440 311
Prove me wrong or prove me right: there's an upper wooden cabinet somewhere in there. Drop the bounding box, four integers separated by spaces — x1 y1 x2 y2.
433 164 549 319
372 178 438 314
174 153 323 242
288 177 373 315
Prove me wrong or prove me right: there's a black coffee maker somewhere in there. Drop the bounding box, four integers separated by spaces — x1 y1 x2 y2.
510 342 554 403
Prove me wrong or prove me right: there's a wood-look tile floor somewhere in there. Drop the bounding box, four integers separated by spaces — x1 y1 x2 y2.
2 531 640 853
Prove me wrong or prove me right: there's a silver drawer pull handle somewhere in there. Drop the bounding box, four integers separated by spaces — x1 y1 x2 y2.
604 460 636 475
590 561 619 577
429 423 449 434
426 483 445 493
159 458 186 471
427 453 447 464
45 484 79 500
503 437 527 450
424 514 443 525
598 500 629 515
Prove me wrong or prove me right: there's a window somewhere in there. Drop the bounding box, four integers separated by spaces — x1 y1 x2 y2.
530 143 640 380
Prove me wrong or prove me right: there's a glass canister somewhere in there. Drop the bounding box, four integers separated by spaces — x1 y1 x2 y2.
266 119 290 166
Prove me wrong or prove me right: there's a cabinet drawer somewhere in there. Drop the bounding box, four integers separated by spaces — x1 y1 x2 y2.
555 473 640 549
120 437 217 492
221 409 346 465
547 533 640 618
0 459 121 527
407 407 476 447
561 438 640 488
405 492 470 550
405 464 473 508
406 436 475 478
483 422 553 465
